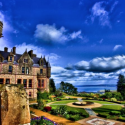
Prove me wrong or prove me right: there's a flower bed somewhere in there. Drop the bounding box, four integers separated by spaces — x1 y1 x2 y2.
31 116 59 125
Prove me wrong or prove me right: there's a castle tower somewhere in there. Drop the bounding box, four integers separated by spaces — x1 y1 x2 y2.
0 21 3 38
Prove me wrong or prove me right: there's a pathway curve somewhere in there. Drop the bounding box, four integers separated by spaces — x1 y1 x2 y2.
84 108 96 116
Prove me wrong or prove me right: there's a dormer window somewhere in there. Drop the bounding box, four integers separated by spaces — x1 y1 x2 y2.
10 56 12 61
40 69 43 74
8 65 12 73
22 67 25 74
24 59 28 63
26 67 29 74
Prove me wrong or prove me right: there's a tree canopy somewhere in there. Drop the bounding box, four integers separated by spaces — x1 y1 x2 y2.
117 74 125 100
49 78 56 94
59 81 78 95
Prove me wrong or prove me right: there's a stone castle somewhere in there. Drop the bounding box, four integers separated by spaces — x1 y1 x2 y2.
0 47 51 99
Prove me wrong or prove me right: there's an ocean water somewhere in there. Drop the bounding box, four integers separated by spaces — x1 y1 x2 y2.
75 86 117 93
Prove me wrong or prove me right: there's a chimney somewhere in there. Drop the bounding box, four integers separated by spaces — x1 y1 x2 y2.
28 50 33 58
13 47 16 55
4 47 8 52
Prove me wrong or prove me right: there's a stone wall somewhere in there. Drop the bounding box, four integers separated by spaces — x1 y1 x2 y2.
0 84 30 125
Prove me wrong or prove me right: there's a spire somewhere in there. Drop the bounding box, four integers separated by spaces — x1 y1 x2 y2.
11 49 13 53
25 48 27 52
48 56 49 62
41 55 42 58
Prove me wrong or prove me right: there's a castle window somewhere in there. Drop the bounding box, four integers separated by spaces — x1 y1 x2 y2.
42 79 44 87
26 67 29 74
17 79 21 84
29 79 32 88
22 67 25 74
6 79 10 84
0 79 3 84
10 56 12 61
29 92 32 97
40 69 43 74
24 59 28 63
23 79 27 88
8 65 12 73
38 79 41 87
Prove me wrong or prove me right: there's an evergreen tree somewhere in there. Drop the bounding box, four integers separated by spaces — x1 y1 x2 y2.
49 79 56 94
117 74 125 100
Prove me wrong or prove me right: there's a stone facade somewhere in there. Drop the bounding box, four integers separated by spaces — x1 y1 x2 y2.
0 47 51 99
0 84 30 125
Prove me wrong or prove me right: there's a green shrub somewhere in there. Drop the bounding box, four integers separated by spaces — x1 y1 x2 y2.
105 99 108 101
98 113 109 118
107 115 117 120
117 116 125 122
37 99 46 110
121 108 125 115
69 114 80 121
111 98 117 102
120 101 125 104
68 110 79 115
37 91 50 100
64 114 70 119
98 98 103 101
110 111 121 115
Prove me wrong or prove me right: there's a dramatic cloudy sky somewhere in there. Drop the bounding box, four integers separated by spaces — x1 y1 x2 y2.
0 0 125 90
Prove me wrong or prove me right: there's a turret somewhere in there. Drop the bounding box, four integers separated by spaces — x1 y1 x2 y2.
0 21 3 38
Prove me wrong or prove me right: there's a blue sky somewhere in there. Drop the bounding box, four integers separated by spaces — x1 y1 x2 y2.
0 0 125 88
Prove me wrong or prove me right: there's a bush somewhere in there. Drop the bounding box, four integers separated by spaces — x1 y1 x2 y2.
110 111 121 115
37 99 46 110
111 98 117 102
37 91 50 100
107 115 117 120
117 116 125 122
121 108 125 115
98 98 103 101
105 99 108 101
44 106 52 112
68 110 79 115
98 113 109 118
69 114 80 121
120 101 125 104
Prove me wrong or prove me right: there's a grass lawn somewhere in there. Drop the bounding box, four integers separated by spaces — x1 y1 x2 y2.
92 105 122 114
50 100 77 104
83 100 116 104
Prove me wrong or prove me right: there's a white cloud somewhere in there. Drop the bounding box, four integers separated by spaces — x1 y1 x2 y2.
113 45 122 51
91 1 111 27
0 12 13 34
110 1 119 13
99 39 103 44
70 30 83 39
74 55 125 72
15 42 45 58
34 24 83 44
51 66 67 74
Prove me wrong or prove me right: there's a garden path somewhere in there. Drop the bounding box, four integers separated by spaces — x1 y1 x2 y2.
84 108 96 116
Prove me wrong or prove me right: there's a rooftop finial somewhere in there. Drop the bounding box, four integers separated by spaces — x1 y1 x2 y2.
25 48 27 52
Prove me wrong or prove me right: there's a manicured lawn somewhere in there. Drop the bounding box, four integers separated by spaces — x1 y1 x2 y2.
83 100 116 104
92 105 122 114
50 100 77 104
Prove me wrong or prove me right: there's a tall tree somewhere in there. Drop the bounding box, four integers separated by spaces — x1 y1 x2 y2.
59 81 78 95
117 74 125 100
49 79 56 94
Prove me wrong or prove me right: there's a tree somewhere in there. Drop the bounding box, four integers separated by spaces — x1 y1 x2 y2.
59 81 78 95
49 79 56 94
117 74 125 100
